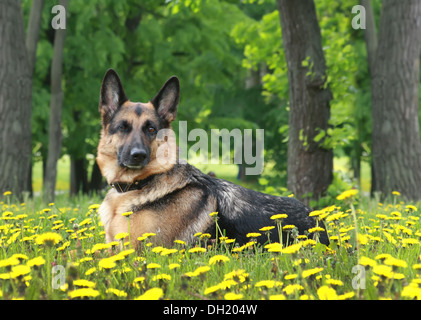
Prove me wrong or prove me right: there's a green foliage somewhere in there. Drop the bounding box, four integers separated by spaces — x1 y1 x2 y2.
23 0 382 195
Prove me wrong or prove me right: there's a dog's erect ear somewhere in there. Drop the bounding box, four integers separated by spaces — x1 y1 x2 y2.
151 76 180 125
99 69 128 125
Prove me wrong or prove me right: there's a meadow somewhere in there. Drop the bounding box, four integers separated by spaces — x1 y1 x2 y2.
1 187 421 301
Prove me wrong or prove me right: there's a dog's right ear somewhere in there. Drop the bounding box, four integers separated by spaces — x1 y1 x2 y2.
99 69 128 125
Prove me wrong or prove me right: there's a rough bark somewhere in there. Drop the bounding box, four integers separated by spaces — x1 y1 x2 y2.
24 0 45 196
0 0 32 198
43 0 68 202
371 0 421 200
276 0 333 204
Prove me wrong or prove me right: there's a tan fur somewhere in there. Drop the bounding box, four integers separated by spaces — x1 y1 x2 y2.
97 101 177 185
98 175 216 248
97 99 211 248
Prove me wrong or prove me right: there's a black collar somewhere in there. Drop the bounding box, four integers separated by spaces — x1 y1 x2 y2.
110 175 155 193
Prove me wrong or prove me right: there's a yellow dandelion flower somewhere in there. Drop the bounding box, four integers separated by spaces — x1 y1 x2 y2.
152 273 172 281
224 292 243 300
282 242 302 254
283 284 304 295
269 294 286 300
402 238 419 245
317 285 338 300
27 256 46 268
259 226 275 232
73 279 96 288
224 269 249 282
338 292 355 300
384 257 407 268
375 253 393 261
106 288 128 298
373 265 394 278
68 288 100 299
135 288 164 300
188 247 206 253
359 256 376 267
209 212 218 217
336 189 358 201
406 205 417 213
255 280 283 289
308 226 325 233
146 263 161 269
121 211 133 217
98 258 117 270
174 239 186 245
302 267 323 278
160 248 178 256
309 210 322 217
85 267 97 276
204 285 221 295
326 278 344 286
209 255 230 265
284 274 298 280
265 242 283 253
401 285 421 300
282 225 296 230
10 265 31 279
301 239 316 247
246 232 261 238
88 204 100 210
35 232 63 246
115 232 129 240
169 263 180 270
326 212 346 222
218 279 238 290
3 191 12 196
11 254 28 262
392 191 401 196
270 214 288 220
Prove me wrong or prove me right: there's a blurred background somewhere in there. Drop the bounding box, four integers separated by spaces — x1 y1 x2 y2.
1 0 420 207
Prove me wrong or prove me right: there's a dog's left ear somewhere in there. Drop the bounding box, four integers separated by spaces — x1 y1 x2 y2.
151 76 180 125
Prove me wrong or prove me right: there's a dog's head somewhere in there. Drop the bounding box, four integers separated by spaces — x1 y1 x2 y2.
96 69 179 184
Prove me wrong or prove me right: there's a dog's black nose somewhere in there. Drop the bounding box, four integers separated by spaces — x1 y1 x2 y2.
130 148 147 162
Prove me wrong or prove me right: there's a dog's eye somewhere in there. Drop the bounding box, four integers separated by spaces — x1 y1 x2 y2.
118 121 130 133
147 127 156 134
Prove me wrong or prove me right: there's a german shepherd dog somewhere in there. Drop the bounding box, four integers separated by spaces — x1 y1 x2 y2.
97 69 329 249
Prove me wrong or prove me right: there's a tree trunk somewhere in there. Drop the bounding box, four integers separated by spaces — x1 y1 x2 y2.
361 0 377 76
70 156 88 196
360 0 377 194
371 0 421 200
43 0 68 203
24 0 45 197
0 0 32 198
276 0 333 204
89 160 104 194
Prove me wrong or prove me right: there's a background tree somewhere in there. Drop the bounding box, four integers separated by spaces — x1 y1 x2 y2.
276 0 333 204
43 0 68 202
370 0 421 200
25 0 45 196
0 0 32 198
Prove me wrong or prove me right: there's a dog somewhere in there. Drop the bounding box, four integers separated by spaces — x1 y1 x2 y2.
97 69 329 249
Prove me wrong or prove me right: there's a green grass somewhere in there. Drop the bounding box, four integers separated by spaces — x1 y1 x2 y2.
1 191 421 300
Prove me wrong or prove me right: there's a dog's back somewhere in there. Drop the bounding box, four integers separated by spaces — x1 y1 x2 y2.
177 163 329 246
